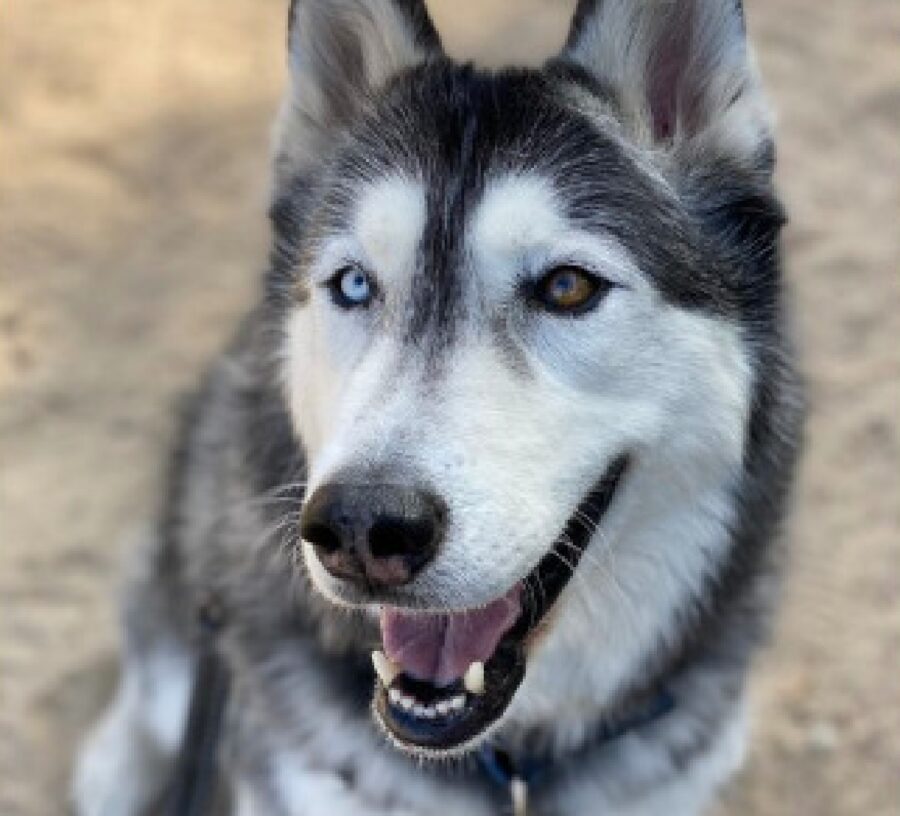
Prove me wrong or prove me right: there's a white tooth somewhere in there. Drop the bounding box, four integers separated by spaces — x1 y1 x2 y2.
511 776 528 816
463 661 485 695
450 695 466 712
413 704 427 717
399 695 414 711
422 706 437 719
436 701 451 716
371 650 400 687
388 688 402 705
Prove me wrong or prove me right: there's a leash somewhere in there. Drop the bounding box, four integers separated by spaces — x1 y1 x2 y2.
166 597 230 816
167 597 674 816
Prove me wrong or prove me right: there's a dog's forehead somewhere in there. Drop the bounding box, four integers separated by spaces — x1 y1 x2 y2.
317 64 730 333
350 172 563 280
329 67 577 247
352 176 426 279
469 174 564 260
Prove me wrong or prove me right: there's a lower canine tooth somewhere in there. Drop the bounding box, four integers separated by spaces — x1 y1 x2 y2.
463 661 485 695
372 650 401 686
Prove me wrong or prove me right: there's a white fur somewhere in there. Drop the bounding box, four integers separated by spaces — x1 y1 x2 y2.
231 637 493 816
289 167 752 778
469 174 642 295
554 699 748 815
294 170 751 616
234 695 748 816
285 175 425 468
353 175 427 280
263 754 483 816
72 640 193 816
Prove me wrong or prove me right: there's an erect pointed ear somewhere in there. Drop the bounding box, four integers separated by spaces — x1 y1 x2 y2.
274 0 441 180
561 0 772 166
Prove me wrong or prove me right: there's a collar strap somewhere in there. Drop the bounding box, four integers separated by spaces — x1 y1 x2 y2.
476 687 675 815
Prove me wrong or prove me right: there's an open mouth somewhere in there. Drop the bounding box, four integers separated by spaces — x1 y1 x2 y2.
371 455 628 754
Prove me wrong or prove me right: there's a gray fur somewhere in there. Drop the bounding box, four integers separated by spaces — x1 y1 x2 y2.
74 1 802 814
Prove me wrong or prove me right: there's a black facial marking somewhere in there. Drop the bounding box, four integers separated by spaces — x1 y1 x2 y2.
407 66 487 348
271 54 783 347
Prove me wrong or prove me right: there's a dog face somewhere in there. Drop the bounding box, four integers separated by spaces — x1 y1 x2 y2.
273 0 782 753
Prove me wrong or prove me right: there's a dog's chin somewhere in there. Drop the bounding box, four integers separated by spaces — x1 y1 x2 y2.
367 456 628 757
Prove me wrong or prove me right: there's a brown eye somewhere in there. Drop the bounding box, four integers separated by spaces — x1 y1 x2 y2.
534 266 610 314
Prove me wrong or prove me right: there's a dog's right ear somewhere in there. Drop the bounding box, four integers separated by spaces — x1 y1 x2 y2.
274 0 441 181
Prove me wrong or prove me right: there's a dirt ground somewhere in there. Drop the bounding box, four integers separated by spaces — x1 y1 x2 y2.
1 1 898 814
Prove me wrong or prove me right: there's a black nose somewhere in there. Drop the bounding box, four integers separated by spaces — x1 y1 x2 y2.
300 484 445 590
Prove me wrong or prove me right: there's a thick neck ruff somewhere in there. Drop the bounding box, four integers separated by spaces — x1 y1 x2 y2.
169 597 675 816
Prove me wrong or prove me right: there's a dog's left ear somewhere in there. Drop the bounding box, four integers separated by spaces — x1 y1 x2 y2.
275 0 441 182
560 0 772 167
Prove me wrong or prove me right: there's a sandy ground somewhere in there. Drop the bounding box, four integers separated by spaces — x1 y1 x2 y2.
1 1 898 814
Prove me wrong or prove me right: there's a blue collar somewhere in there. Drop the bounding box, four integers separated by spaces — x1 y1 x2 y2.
475 687 675 814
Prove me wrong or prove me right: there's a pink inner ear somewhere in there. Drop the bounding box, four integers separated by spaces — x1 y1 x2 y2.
646 5 704 142
648 44 684 141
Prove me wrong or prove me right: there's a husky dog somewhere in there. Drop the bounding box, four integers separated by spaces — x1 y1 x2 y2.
73 0 802 814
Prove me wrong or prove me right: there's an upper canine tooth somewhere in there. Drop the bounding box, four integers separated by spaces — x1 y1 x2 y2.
371 650 400 686
464 661 485 695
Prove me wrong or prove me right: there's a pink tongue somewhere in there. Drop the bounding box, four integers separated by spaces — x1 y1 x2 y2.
381 586 522 686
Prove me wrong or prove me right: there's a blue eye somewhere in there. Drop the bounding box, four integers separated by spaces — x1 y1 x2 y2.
329 266 375 308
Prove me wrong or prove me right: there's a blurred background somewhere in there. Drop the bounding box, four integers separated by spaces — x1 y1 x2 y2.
1 1 897 814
